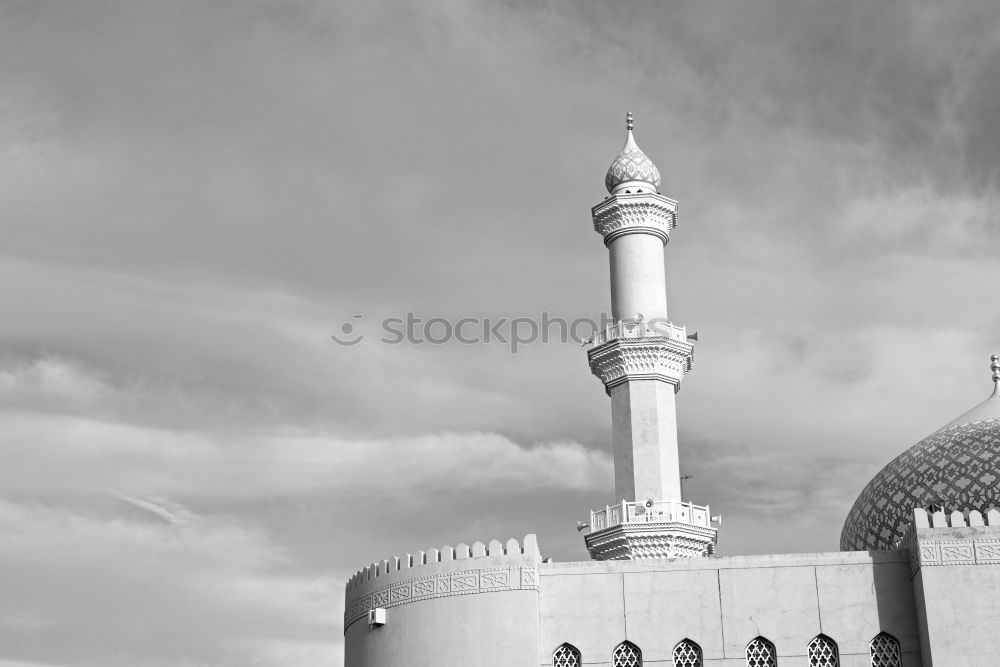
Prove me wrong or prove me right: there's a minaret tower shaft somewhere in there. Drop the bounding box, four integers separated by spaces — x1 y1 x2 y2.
582 114 718 560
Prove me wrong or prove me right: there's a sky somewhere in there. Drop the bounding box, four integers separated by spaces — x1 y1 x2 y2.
2 0 1000 665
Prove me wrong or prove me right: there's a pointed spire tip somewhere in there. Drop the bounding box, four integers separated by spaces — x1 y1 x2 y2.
626 112 634 131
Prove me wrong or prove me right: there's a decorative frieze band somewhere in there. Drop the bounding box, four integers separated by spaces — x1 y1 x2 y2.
343 565 539 631
591 192 677 245
908 538 1000 575
588 336 694 393
900 509 1000 575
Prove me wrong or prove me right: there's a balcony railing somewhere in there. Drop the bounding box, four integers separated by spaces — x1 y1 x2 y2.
589 499 714 533
590 319 689 347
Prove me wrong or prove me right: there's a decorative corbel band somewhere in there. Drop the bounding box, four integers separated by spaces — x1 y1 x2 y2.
588 336 694 394
585 522 718 561
591 192 677 246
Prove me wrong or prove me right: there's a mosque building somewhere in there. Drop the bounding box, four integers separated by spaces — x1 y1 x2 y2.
343 115 1000 667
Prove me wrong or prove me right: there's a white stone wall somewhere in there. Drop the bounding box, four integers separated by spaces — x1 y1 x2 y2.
344 546 925 667
537 552 920 666
343 536 541 667
903 509 1000 666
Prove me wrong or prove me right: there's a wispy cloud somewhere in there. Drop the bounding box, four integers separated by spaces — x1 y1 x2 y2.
3 1 1000 665
0 496 341 667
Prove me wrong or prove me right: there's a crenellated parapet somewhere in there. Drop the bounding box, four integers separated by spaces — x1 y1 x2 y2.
343 535 541 632
898 507 1000 575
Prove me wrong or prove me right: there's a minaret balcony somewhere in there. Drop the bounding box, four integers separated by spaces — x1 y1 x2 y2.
588 499 714 532
583 499 720 560
590 319 689 347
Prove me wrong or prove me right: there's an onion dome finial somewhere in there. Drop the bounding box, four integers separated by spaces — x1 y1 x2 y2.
989 354 1000 398
604 112 661 195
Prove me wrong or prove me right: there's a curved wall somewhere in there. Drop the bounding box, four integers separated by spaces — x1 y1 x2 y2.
343 536 541 667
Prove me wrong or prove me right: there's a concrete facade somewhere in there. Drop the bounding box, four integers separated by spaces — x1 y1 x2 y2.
344 514 1000 666
344 537 541 667
341 490 1000 652
539 553 920 667
344 544 920 666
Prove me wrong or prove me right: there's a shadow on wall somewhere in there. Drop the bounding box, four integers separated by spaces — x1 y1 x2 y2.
872 552 921 665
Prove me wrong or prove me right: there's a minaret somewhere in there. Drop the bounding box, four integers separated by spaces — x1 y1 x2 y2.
582 113 719 560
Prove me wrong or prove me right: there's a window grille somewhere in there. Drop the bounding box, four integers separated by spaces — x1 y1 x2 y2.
553 643 581 667
746 637 777 667
673 639 703 667
807 635 839 667
869 633 902 667
612 641 642 667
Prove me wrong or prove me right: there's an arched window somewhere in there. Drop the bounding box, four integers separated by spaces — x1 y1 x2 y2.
673 638 703 667
807 635 839 667
746 636 777 667
553 643 581 667
869 632 902 667
612 640 642 667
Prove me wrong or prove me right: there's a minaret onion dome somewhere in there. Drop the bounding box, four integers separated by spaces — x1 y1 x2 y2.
604 112 662 194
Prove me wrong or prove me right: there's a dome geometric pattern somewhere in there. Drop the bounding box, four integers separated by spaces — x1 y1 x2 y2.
605 114 661 194
841 405 1000 551
605 138 661 193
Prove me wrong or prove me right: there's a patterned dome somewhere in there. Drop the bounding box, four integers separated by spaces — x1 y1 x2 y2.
841 357 1000 551
605 113 661 194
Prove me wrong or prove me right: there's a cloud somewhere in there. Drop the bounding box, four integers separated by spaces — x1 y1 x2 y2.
834 186 1000 258
0 356 610 500
116 495 197 525
0 356 111 408
0 354 612 666
0 496 341 667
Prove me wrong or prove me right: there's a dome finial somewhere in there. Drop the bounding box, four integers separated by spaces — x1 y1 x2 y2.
991 354 999 384
626 111 634 131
